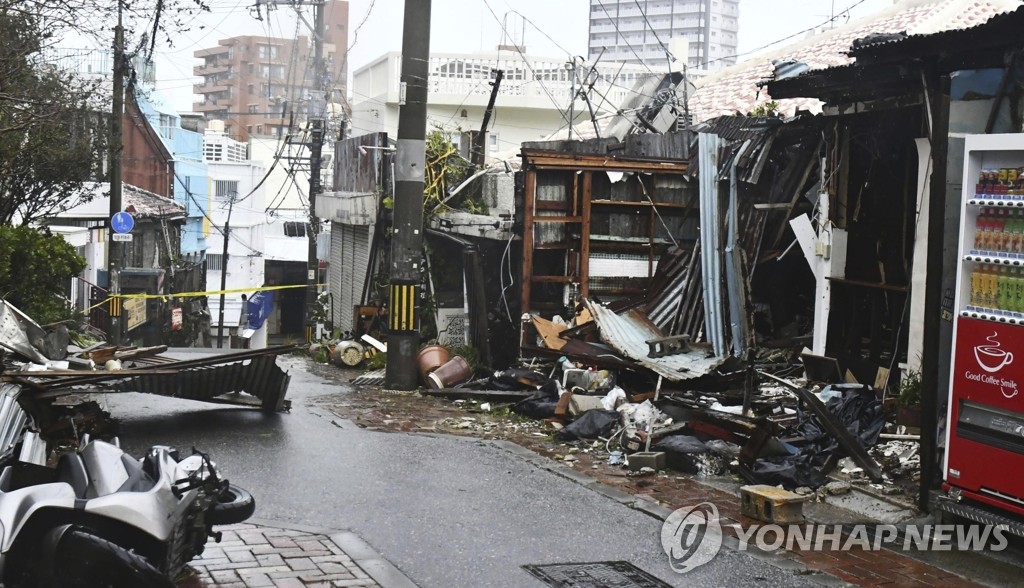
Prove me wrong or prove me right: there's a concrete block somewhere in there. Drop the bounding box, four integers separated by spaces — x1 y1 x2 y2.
627 451 665 472
740 484 806 524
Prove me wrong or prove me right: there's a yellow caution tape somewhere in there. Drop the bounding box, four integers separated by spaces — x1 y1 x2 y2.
86 283 326 312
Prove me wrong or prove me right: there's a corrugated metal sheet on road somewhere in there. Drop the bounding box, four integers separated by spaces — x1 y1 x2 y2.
111 354 290 411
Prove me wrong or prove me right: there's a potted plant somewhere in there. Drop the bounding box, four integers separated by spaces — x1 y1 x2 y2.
896 369 922 428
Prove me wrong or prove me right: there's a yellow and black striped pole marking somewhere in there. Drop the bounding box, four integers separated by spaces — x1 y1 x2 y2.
305 324 315 344
109 296 122 318
389 282 418 332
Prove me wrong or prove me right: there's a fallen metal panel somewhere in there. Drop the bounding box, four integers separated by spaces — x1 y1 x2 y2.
725 162 749 356
110 354 290 411
698 133 726 357
27 347 296 411
586 301 723 382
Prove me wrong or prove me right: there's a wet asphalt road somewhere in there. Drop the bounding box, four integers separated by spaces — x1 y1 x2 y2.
99 351 819 588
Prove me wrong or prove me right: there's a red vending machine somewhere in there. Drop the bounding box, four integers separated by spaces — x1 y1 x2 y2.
945 133 1024 517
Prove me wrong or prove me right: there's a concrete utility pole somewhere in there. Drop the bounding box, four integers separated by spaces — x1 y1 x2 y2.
385 0 432 390
108 2 124 346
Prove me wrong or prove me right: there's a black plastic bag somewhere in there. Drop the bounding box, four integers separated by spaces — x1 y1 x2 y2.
653 435 709 474
510 380 561 419
653 435 708 455
797 384 884 457
751 457 828 489
555 410 620 441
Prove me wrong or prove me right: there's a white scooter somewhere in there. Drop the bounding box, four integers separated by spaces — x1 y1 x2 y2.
0 433 254 587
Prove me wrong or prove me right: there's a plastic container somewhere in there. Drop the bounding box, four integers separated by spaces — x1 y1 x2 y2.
416 345 451 383
426 356 472 389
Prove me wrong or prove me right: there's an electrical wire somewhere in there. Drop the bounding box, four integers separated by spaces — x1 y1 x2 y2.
592 0 659 76
697 0 871 70
633 0 675 72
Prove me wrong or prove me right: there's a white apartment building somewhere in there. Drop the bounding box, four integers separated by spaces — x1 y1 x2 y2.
203 123 269 348
588 0 739 72
350 50 653 154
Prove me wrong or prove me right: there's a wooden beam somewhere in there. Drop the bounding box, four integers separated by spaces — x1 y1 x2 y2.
581 171 592 300
521 170 536 316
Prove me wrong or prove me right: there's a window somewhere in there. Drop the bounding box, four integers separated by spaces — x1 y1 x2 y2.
283 222 308 237
256 125 263 135
259 64 285 79
214 180 239 201
257 44 279 59
488 134 499 153
206 254 223 272
248 84 255 95
248 104 259 114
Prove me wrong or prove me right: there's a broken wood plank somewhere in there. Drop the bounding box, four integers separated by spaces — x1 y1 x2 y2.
532 316 568 351
419 389 533 402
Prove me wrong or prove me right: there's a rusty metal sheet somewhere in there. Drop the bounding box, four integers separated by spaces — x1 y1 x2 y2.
585 300 723 382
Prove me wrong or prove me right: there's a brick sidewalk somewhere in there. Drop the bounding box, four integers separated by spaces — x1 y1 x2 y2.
185 520 417 588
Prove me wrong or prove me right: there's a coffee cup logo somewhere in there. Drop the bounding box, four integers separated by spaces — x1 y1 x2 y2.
975 332 1014 373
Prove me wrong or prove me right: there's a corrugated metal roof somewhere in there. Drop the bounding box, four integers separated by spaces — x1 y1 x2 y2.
850 3 1024 52
586 300 723 382
124 185 186 220
689 0 1023 123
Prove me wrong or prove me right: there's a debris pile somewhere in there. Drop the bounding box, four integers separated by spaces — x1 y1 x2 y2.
0 300 296 426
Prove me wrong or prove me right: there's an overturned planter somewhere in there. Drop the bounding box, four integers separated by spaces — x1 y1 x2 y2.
426 356 472 389
417 345 451 384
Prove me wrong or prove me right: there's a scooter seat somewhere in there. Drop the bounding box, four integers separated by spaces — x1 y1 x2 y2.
55 453 89 499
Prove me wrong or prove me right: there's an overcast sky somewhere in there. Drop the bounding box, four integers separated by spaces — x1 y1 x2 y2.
141 0 896 112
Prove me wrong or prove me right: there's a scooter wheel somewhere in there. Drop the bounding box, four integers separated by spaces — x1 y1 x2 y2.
49 525 174 588
209 483 256 525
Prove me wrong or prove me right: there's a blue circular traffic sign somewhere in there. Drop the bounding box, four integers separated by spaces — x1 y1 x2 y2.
111 211 135 234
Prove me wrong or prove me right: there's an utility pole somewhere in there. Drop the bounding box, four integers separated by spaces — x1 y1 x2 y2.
305 0 327 343
216 192 236 348
472 69 503 167
385 0 432 390
108 2 124 346
256 0 329 343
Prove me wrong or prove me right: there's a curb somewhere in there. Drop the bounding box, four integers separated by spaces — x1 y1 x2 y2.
244 518 419 588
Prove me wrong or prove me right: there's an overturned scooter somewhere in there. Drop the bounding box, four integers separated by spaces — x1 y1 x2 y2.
0 432 254 588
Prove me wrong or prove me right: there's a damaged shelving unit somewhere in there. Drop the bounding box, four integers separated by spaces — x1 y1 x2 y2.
519 149 691 325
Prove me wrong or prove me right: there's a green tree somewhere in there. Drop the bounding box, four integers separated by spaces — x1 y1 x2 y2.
0 0 211 225
0 225 86 323
0 8 106 226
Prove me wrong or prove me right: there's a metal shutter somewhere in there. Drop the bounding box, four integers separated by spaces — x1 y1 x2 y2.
330 223 371 333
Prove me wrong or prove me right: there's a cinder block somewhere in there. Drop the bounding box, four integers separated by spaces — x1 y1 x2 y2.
627 451 666 471
740 484 806 524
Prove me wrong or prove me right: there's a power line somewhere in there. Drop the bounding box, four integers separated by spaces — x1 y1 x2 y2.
697 0 871 70
633 0 675 71
592 0 658 75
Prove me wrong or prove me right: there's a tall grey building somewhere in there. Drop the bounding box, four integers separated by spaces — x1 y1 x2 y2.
589 0 739 72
